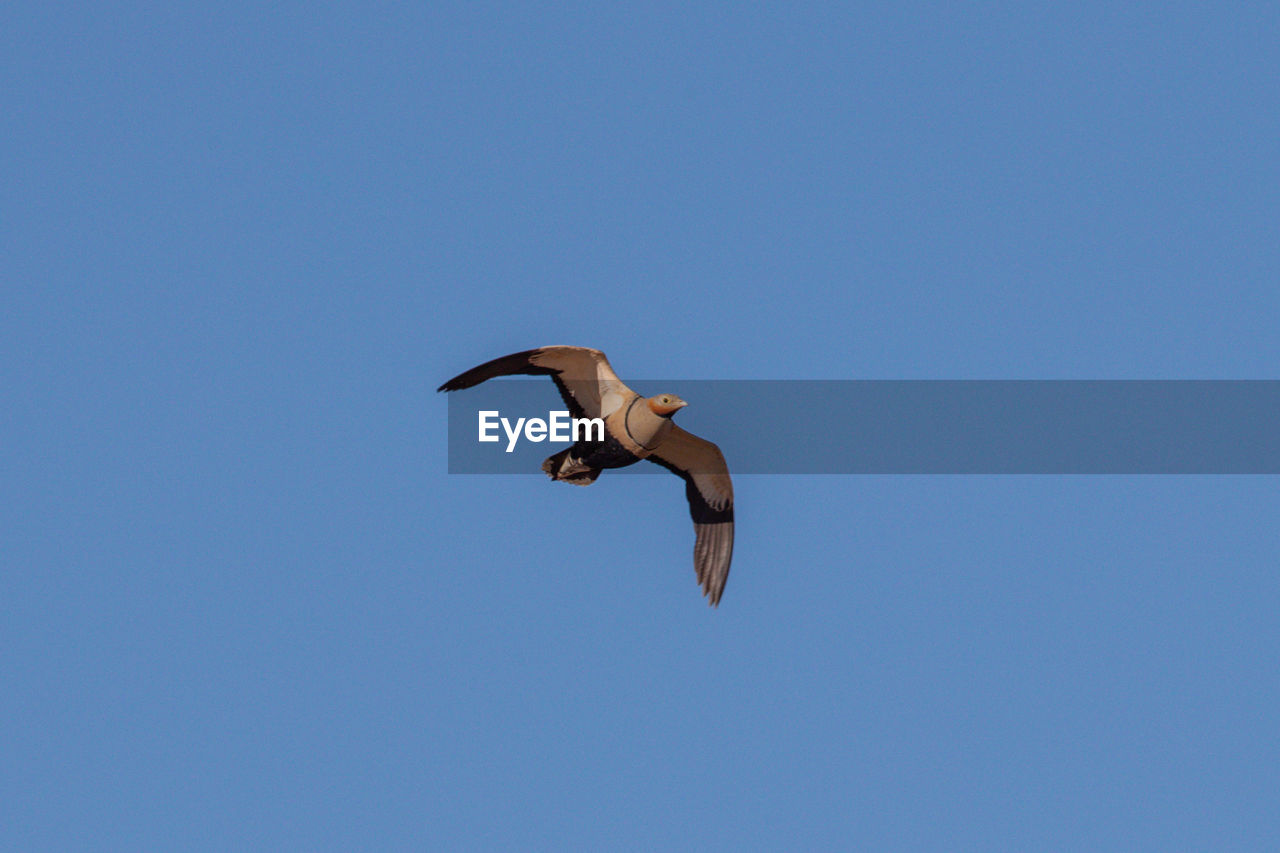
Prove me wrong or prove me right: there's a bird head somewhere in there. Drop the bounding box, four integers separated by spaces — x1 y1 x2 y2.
647 394 688 417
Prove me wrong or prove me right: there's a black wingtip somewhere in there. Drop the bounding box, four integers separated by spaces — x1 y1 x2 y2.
437 349 555 395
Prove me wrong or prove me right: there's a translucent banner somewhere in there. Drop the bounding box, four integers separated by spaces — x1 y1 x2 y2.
444 380 1280 474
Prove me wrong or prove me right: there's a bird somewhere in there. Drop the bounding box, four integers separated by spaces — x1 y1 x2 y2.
438 346 734 605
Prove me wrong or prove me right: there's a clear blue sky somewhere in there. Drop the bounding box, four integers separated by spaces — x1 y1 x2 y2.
4 3 1279 849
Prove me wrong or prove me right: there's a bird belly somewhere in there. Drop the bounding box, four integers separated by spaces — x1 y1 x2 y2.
579 434 644 470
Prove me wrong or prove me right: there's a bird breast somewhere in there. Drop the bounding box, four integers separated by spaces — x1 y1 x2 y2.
611 396 674 456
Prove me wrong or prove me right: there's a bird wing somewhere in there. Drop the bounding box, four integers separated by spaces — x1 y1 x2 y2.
437 346 633 418
647 425 735 606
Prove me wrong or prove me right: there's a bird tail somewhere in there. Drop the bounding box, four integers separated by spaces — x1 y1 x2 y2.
542 448 600 486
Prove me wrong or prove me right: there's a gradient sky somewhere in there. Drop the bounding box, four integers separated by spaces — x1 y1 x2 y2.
5 3 1280 849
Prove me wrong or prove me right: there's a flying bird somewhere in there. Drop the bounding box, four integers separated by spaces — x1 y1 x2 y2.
438 346 734 605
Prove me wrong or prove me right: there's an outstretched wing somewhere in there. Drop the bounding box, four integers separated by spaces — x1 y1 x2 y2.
437 346 632 418
647 424 734 606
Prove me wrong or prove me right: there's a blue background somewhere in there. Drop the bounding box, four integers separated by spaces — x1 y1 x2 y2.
5 3 1279 849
